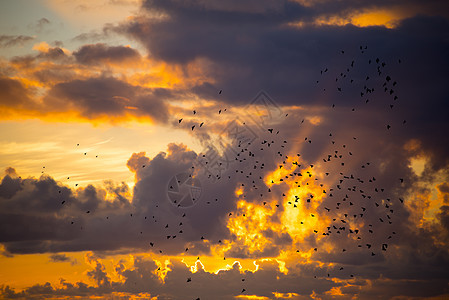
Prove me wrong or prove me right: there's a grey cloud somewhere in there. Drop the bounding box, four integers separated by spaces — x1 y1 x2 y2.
0 76 35 108
36 47 67 60
48 253 71 263
438 182 449 194
2 114 449 295
72 23 119 42
45 76 170 122
0 256 346 299
438 205 449 232
0 168 133 254
72 31 109 42
2 1 449 298
118 0 449 173
73 43 141 65
0 35 34 48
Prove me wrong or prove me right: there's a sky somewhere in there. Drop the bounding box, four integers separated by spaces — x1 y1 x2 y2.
1 0 449 299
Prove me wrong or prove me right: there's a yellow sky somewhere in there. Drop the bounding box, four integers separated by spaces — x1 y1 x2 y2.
0 120 198 189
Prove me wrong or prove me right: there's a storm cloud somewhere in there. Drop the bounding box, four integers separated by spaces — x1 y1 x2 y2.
1 0 449 298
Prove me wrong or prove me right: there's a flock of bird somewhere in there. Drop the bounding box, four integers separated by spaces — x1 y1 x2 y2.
48 45 405 298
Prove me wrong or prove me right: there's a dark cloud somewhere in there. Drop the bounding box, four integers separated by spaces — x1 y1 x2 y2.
45 76 170 122
8 55 36 69
73 43 141 65
438 182 449 195
51 40 64 47
116 0 449 174
0 169 132 253
2 0 449 298
32 67 76 84
0 256 344 299
1 53 176 124
48 253 71 263
6 252 444 300
0 141 233 255
0 76 35 108
0 35 34 48
47 76 132 115
8 46 68 70
1 107 449 295
37 47 67 60
438 205 449 231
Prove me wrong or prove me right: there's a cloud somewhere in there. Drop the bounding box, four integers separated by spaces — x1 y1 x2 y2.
0 76 35 108
72 23 119 42
2 102 449 296
0 168 133 253
1 43 182 124
73 43 141 65
114 0 449 174
0 35 35 48
1 1 449 298
48 253 75 264
0 255 339 299
3 252 447 299
28 18 51 33
45 76 170 122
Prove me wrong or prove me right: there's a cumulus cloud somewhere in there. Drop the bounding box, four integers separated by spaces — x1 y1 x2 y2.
0 255 343 299
3 251 447 299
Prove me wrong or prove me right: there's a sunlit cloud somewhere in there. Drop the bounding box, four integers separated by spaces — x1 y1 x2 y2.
1 0 449 298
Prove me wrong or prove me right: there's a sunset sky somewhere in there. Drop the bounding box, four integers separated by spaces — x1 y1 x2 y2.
1 0 449 299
